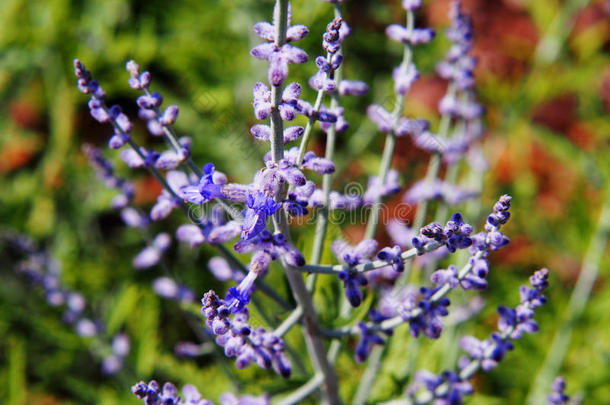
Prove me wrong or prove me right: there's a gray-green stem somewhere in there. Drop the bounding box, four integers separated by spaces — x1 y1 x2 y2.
269 1 341 403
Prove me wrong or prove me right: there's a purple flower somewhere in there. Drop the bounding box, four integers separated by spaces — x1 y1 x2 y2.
180 163 223 204
355 322 386 362
338 270 368 307
126 60 152 90
332 239 378 266
225 271 258 313
131 380 214 405
548 377 571 405
241 193 281 240
234 229 305 272
252 82 301 121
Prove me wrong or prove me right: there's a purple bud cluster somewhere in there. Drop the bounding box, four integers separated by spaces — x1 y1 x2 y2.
411 212 473 253
332 239 378 306
131 380 213 405
355 317 391 363
406 370 473 404
435 1 486 166
309 18 344 93
74 59 132 149
459 269 549 372
127 61 181 137
131 380 270 405
201 291 291 378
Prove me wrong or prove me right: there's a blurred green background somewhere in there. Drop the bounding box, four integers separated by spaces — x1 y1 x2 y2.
1 0 609 403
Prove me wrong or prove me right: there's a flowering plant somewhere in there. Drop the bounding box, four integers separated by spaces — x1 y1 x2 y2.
29 0 595 404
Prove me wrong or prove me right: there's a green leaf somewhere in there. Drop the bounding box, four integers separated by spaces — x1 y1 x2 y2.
106 283 140 335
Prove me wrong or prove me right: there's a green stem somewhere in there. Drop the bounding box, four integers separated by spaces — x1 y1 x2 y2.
363 10 415 240
395 85 454 287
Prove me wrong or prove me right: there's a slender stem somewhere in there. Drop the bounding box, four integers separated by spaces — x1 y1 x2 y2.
525 195 610 405
363 10 414 240
395 85 454 287
276 374 324 405
353 345 384 405
302 241 440 274
269 2 341 403
273 306 304 337
296 89 326 166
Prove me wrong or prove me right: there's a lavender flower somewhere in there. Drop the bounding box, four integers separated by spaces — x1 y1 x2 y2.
234 229 305 273
376 245 404 272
